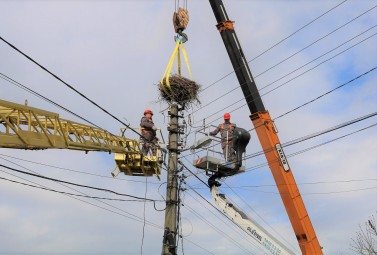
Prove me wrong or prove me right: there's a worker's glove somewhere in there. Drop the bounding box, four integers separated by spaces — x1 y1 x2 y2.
152 126 157 131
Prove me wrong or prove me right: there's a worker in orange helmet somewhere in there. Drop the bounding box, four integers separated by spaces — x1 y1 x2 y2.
209 112 237 162
140 109 158 156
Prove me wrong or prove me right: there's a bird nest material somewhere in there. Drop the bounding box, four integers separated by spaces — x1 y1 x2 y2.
159 75 201 106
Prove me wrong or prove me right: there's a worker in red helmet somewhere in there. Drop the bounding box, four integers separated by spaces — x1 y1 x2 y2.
209 112 237 162
140 109 158 156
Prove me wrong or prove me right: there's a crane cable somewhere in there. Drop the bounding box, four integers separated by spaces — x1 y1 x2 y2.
160 1 191 99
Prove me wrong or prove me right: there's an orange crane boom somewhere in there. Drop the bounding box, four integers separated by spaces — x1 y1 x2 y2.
209 0 323 253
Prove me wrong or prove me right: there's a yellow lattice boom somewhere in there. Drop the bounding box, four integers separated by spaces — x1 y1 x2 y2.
0 99 160 177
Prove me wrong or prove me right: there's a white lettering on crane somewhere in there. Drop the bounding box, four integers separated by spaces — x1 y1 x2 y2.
275 143 290 172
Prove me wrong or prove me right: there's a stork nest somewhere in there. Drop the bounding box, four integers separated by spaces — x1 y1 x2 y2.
158 75 201 106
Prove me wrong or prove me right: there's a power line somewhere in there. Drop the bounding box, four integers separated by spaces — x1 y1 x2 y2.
194 24 377 116
196 3 376 117
0 35 145 139
0 73 146 155
0 175 159 202
0 153 161 185
243 123 377 173
0 72 101 129
0 164 163 228
190 178 377 190
0 158 163 228
183 193 258 254
181 237 216 255
232 186 377 196
221 182 299 253
181 123 377 193
0 163 158 202
186 113 377 252
191 64 377 158
181 123 376 251
283 112 377 146
255 6 377 78
274 68 377 120
198 36 377 127
201 0 349 92
182 159 299 252
181 163 269 253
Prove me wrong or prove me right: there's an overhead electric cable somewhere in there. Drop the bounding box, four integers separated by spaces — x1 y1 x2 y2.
0 156 165 225
189 178 377 190
182 114 376 182
221 182 299 252
193 24 377 115
242 121 377 169
183 201 257 254
233 185 377 196
282 112 377 147
183 185 268 253
182 237 216 255
199 37 377 127
182 123 376 251
0 162 162 228
243 123 377 172
180 162 271 253
0 163 158 202
185 109 376 170
182 159 297 251
256 6 377 78
188 62 377 157
269 67 377 119
0 72 101 128
0 153 161 184
0 36 144 139
0 175 158 202
273 69 377 119
201 0 349 92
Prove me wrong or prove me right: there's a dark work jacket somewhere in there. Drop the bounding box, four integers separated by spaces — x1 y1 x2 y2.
140 116 156 140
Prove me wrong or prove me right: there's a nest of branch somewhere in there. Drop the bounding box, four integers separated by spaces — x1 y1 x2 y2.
158 75 201 106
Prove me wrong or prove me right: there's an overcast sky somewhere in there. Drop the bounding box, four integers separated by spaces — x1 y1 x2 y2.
1 0 376 254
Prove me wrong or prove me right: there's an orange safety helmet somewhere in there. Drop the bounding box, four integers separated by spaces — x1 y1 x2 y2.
144 109 153 116
224 112 231 120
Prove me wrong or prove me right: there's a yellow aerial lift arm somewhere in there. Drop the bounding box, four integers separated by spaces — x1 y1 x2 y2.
0 99 161 177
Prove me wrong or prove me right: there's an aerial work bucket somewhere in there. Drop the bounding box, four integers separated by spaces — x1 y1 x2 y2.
191 125 250 177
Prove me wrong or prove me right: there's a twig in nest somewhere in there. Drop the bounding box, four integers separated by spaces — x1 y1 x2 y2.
159 75 201 106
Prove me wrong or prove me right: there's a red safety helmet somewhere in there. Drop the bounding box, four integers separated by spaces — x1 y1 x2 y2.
224 112 231 120
144 109 153 116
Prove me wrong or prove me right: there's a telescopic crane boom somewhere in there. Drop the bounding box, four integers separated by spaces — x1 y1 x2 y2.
0 99 161 177
208 0 323 254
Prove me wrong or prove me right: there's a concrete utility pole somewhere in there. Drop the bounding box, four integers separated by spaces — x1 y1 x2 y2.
162 104 179 255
